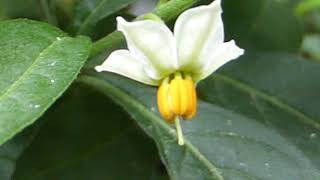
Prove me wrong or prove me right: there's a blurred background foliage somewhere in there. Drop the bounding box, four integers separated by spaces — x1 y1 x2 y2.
0 0 320 179
1 0 319 58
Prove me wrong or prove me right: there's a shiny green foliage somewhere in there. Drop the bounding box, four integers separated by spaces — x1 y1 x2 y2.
0 19 91 145
0 0 319 179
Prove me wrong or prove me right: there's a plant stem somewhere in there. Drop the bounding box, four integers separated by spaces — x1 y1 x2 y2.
175 116 185 145
89 0 200 58
157 0 169 7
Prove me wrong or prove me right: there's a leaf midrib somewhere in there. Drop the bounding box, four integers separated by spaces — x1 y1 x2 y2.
77 0 107 34
213 73 320 130
0 37 67 102
77 0 135 34
78 75 224 180
80 71 320 179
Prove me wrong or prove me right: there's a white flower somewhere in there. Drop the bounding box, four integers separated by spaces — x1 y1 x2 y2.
95 0 244 145
95 0 244 86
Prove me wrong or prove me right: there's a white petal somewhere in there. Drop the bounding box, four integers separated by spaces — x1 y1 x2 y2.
174 0 224 70
117 17 177 77
194 40 244 81
95 50 159 86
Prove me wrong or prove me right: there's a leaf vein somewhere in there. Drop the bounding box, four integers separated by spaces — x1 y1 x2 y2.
0 37 68 102
79 75 225 180
213 73 320 130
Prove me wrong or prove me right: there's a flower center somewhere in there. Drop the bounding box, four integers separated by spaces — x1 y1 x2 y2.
157 72 197 123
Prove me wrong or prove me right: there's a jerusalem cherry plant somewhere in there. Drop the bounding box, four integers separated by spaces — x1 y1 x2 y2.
95 0 244 145
0 0 320 180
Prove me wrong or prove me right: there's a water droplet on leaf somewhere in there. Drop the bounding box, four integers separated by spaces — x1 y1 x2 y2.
239 162 247 167
310 133 317 139
265 163 270 167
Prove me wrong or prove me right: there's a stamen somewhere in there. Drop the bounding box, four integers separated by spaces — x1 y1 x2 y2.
174 116 185 145
157 77 174 123
157 73 197 145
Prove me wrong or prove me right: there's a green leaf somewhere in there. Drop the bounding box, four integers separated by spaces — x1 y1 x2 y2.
0 126 37 180
198 52 320 169
0 19 91 146
87 13 135 41
13 85 169 180
223 0 302 52
80 52 320 179
74 0 137 35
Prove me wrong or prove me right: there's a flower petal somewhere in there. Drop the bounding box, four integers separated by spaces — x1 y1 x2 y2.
95 50 159 86
117 17 177 77
174 0 224 70
194 40 244 81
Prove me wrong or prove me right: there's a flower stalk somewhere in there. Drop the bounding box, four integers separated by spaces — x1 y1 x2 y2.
175 116 185 145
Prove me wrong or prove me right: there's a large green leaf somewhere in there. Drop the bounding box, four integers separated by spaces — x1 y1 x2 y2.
73 0 137 35
198 52 320 168
13 85 169 180
223 0 302 52
0 19 91 146
0 126 37 180
79 52 320 179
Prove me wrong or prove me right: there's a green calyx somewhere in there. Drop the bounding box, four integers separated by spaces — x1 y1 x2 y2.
138 13 164 23
156 0 170 7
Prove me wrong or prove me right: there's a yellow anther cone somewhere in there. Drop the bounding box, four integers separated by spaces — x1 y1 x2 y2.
168 76 182 115
157 78 175 123
183 76 197 120
157 73 197 123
